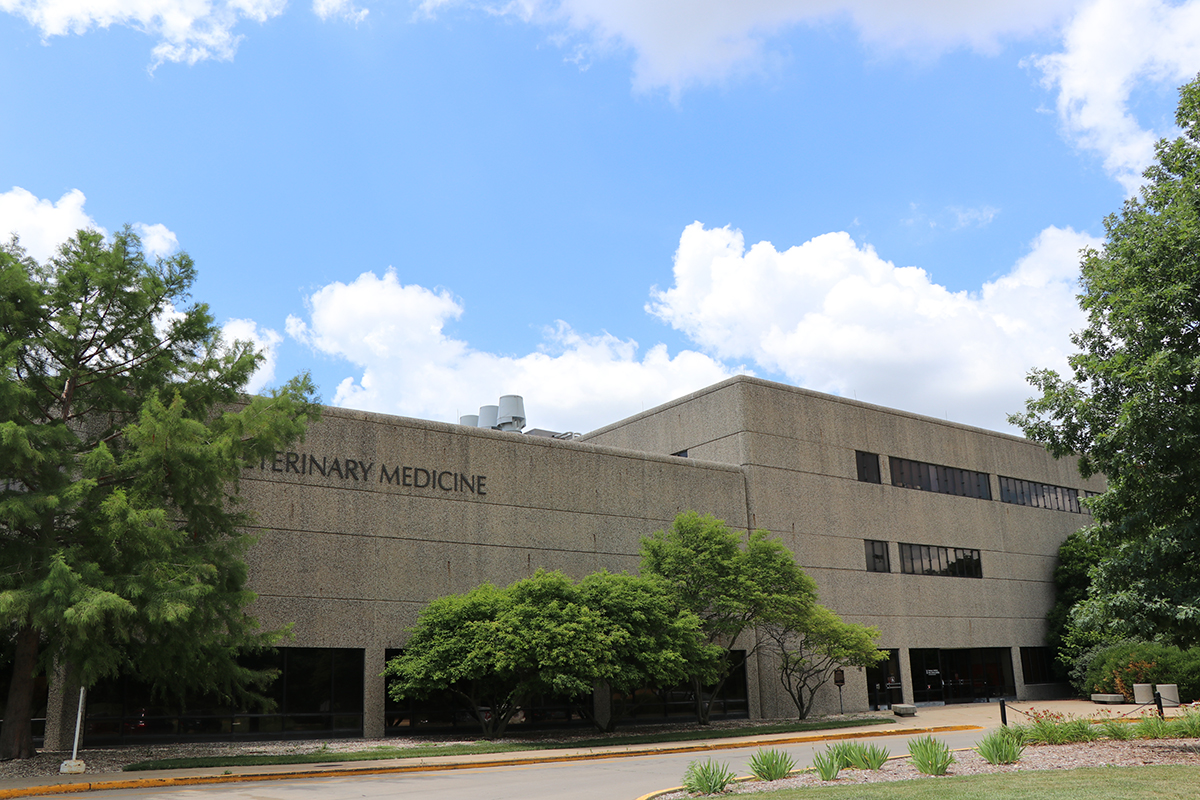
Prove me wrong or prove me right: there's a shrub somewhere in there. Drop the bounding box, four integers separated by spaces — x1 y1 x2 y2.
682 759 737 794
1135 714 1171 740
748 749 795 782
1101 718 1134 740
828 741 859 769
976 728 1025 765
851 743 890 770
1170 708 1200 738
1083 642 1200 704
907 735 955 776
812 748 841 781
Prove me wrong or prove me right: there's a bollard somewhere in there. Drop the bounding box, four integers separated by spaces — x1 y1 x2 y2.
1000 698 1008 727
1155 691 1165 719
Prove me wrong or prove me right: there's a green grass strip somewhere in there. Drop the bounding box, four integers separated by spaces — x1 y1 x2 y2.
123 717 889 771
731 765 1199 800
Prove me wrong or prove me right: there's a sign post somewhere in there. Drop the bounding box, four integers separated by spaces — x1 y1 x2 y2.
834 668 845 715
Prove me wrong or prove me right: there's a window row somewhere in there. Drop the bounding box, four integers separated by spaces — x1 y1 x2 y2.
857 451 1089 513
864 540 983 578
998 476 1082 513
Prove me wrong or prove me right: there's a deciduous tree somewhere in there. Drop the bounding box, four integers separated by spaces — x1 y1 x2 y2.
639 512 817 724
1011 75 1200 648
0 229 318 760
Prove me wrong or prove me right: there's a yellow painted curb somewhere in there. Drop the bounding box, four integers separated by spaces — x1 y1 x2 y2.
0 724 983 798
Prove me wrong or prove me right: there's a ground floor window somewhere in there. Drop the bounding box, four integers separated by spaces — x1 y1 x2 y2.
383 649 749 734
909 647 1015 704
0 640 49 743
865 649 902 710
1020 646 1059 685
83 647 364 745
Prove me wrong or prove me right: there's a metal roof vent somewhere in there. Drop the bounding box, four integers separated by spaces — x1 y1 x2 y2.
496 395 526 432
459 414 479 427
477 405 499 430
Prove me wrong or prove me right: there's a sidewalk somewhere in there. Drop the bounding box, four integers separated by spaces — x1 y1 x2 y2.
0 700 1163 798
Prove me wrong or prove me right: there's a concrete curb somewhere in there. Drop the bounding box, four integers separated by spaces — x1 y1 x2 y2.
0 724 982 798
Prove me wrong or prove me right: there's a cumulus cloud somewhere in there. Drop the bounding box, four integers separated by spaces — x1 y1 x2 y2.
419 0 1077 92
134 222 180 258
285 268 737 433
0 187 101 262
223 318 284 393
313 0 368 23
1032 0 1200 194
0 0 287 65
648 221 1099 431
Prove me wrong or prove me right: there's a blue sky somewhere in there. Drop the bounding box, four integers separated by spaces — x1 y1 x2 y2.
3 1 1199 434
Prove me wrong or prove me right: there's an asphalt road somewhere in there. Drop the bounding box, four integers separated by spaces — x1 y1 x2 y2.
35 728 989 800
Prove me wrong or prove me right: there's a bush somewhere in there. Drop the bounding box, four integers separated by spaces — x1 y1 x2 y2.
827 741 859 769
1082 642 1200 703
1135 714 1171 740
812 748 841 781
907 735 955 776
1170 708 1200 738
682 759 737 794
748 749 795 782
1101 718 1134 740
976 728 1025 765
850 743 890 770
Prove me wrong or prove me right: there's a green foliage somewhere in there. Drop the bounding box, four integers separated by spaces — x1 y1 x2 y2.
1047 531 1107 674
811 748 842 781
1082 642 1200 703
826 740 859 769
1017 711 1099 745
1170 708 1200 738
1010 74 1200 647
640 511 817 723
906 735 954 775
976 728 1025 765
384 569 713 739
1100 719 1134 740
1135 714 1171 740
0 229 319 759
763 604 885 719
748 748 795 781
682 758 738 794
847 742 890 770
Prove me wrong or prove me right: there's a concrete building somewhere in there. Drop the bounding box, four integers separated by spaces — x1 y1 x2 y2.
44 376 1102 747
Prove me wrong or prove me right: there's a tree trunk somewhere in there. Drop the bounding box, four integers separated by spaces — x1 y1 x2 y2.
0 626 40 761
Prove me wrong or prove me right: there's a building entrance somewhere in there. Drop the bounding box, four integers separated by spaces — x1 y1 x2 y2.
908 647 1015 704
865 649 902 710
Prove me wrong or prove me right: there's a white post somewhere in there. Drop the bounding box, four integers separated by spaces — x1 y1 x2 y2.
59 686 87 774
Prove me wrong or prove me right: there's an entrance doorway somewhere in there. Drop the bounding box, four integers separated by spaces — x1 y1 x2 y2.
865 649 902 710
908 647 1016 704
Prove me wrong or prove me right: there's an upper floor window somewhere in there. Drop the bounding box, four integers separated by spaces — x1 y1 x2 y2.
889 457 991 500
999 477 1082 513
865 539 890 572
856 451 882 484
898 543 982 578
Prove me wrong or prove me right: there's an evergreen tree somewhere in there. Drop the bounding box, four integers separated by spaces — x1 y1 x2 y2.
0 229 318 759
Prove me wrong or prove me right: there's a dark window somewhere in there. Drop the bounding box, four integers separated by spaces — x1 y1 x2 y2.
898 543 982 578
856 451 881 484
889 457 991 500
999 477 1083 513
1019 646 1057 685
865 540 890 572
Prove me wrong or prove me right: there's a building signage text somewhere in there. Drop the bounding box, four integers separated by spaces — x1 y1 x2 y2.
247 451 487 496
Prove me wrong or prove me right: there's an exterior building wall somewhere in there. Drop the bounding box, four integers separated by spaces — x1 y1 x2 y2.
237 407 749 737
582 376 1103 716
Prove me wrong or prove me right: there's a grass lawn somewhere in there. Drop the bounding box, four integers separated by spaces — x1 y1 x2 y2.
732 766 1199 799
123 717 889 771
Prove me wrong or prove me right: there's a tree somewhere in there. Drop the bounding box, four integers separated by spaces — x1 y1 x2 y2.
577 571 722 731
761 605 884 719
639 511 817 724
1045 530 1106 674
0 229 318 760
1010 75 1200 648
384 570 715 738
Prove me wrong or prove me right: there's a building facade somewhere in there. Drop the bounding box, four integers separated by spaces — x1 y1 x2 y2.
44 376 1102 747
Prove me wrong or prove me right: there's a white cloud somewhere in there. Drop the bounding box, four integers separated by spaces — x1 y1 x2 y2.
420 1 1078 93
135 222 180 258
0 186 102 262
285 268 737 432
1032 0 1200 194
0 0 287 66
648 221 1099 431
313 0 367 23
951 205 1000 229
223 318 284 393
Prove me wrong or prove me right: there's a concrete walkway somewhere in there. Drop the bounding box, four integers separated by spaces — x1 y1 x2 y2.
0 699 1177 799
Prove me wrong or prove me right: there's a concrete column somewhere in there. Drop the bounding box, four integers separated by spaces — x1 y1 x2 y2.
42 662 82 753
897 647 914 705
363 644 386 739
1011 646 1027 701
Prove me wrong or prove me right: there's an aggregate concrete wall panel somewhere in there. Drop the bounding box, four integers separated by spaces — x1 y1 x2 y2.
582 380 747 455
